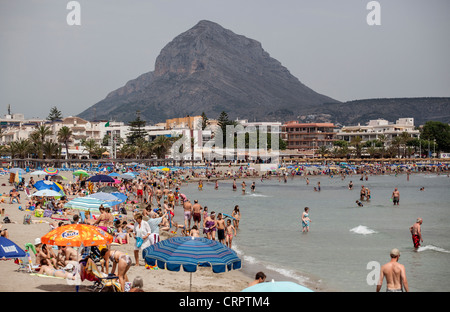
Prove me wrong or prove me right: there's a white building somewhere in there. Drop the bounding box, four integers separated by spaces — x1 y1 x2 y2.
336 118 420 144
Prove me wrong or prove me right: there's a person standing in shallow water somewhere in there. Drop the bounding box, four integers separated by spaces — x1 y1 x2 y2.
410 218 423 249
376 248 409 292
301 207 311 232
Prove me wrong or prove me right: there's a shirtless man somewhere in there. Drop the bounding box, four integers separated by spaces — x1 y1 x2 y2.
248 272 266 287
216 213 226 245
376 248 409 292
360 185 366 201
410 218 423 249
155 187 163 205
136 180 144 203
183 199 193 229
59 246 79 266
392 188 400 205
191 200 202 228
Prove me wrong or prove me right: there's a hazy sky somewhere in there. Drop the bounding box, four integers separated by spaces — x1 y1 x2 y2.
1 0 449 119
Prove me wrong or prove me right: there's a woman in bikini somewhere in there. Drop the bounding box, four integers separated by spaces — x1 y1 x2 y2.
225 219 236 248
100 248 132 292
38 258 76 280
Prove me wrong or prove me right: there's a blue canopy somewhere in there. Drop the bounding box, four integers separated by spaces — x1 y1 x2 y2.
33 180 63 192
143 237 241 273
0 237 26 259
87 175 115 183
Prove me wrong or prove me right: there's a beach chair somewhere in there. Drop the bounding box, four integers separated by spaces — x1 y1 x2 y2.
16 247 40 273
25 187 32 199
80 258 121 292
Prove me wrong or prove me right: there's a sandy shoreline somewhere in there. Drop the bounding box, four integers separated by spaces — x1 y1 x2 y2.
0 170 257 292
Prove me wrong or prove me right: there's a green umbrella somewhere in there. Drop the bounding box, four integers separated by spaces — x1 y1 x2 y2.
73 170 90 177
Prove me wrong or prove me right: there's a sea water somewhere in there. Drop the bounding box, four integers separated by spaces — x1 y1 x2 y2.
173 172 450 292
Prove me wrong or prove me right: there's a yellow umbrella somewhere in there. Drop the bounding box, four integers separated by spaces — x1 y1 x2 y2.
162 167 170 172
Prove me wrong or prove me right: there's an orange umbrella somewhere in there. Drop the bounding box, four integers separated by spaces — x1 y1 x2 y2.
41 224 113 247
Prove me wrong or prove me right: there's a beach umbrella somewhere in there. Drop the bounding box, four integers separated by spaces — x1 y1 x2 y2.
143 237 241 291
241 280 314 292
161 167 170 172
87 175 115 183
41 224 113 247
87 192 120 202
43 167 59 175
0 237 26 259
9 168 25 175
33 180 63 192
64 197 110 212
31 189 62 197
107 172 121 177
73 170 90 177
119 174 134 180
50 175 67 181
97 186 119 193
30 170 46 176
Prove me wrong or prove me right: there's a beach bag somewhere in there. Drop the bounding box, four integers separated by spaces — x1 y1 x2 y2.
3 216 11 224
43 209 52 218
23 214 31 225
135 237 143 248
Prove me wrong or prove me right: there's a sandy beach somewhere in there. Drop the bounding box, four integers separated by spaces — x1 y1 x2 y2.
0 170 254 292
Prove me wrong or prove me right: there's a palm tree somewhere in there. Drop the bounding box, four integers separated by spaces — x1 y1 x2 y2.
31 125 53 159
42 141 60 159
82 139 98 159
57 126 73 159
150 135 175 159
350 136 363 158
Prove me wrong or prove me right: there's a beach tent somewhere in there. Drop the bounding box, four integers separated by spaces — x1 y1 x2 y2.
0 237 26 259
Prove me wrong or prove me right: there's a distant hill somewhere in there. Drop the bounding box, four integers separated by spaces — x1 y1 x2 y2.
77 20 338 123
299 97 450 126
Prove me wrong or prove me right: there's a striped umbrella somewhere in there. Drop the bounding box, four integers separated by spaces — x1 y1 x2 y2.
143 237 241 291
44 167 59 175
64 197 111 212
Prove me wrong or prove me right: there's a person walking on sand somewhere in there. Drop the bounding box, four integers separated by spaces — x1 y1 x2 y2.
376 248 409 292
410 218 423 249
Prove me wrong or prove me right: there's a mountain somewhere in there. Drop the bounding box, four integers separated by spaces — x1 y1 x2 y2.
299 97 450 126
77 20 338 123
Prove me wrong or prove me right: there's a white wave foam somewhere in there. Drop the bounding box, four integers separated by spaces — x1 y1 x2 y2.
265 264 309 284
246 193 269 197
417 245 450 253
350 225 377 235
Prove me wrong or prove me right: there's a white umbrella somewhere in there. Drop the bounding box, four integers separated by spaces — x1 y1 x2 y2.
31 189 62 197
30 170 47 176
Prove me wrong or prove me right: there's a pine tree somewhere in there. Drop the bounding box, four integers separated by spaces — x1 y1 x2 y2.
201 112 208 130
127 111 147 145
47 106 63 121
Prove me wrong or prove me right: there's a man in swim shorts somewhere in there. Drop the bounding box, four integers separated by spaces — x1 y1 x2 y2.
183 199 192 229
376 248 409 292
192 200 202 228
410 218 423 249
392 188 400 205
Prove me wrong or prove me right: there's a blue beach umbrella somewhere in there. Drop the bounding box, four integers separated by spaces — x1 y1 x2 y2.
87 175 115 183
87 192 120 202
64 197 110 212
0 237 26 259
143 237 241 291
33 180 63 192
241 281 314 292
